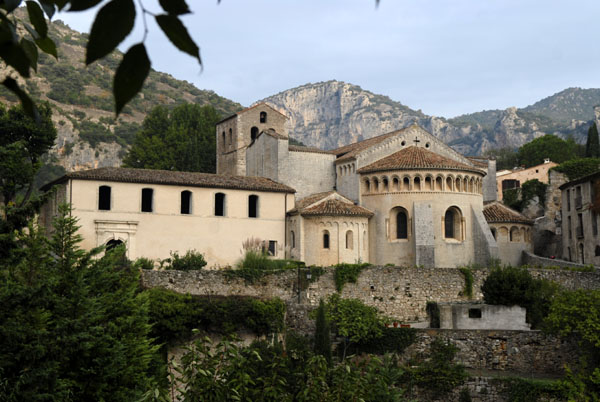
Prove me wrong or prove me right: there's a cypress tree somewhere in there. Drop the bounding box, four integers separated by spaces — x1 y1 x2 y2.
314 299 332 364
586 122 600 158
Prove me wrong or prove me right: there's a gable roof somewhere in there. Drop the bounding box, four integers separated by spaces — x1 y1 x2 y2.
357 146 486 175
288 191 373 217
217 102 288 125
332 127 411 162
483 201 533 225
41 167 296 193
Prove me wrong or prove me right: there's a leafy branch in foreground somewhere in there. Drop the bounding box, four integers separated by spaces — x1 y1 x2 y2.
0 0 201 118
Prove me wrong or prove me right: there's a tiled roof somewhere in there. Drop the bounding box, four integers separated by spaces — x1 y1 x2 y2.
301 199 374 217
483 201 533 225
332 127 412 162
357 146 485 175
289 191 373 217
41 167 296 193
217 102 287 124
288 145 335 155
467 157 489 168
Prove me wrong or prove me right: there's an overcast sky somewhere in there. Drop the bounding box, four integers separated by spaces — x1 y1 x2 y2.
57 0 600 118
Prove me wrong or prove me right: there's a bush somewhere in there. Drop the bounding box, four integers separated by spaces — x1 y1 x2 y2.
146 288 286 344
344 327 416 356
459 266 474 298
164 249 207 271
133 257 155 270
334 262 370 292
226 249 304 283
553 157 600 181
482 266 558 328
325 294 384 344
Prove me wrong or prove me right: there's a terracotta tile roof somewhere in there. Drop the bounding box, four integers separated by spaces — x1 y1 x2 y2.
357 146 485 175
41 167 296 193
301 199 374 217
288 191 373 217
483 201 533 225
217 102 287 124
332 127 412 162
288 145 335 155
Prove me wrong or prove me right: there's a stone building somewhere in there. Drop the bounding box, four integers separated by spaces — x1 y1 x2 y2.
219 102 505 268
483 201 533 266
560 171 600 265
40 168 295 267
496 159 557 201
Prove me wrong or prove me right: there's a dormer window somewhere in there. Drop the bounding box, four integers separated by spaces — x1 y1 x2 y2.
260 111 267 123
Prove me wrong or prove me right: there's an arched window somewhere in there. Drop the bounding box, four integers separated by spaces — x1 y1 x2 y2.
425 176 433 190
141 188 153 212
106 239 123 252
215 192 226 216
491 228 497 240
248 194 259 218
345 230 354 249
229 128 233 144
364 179 370 193
181 190 192 214
444 207 462 240
373 177 379 192
99 185 111 210
403 177 410 191
396 209 408 239
435 177 443 191
446 177 453 191
455 178 461 192
222 131 226 146
363 230 367 250
392 177 400 191
250 126 259 141
260 111 267 123
323 230 330 249
382 177 389 192
413 176 421 191
510 227 520 242
291 230 295 249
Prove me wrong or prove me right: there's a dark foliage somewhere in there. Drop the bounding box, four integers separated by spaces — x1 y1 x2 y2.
334 262 370 292
553 157 600 181
314 299 332 364
426 301 441 328
586 122 600 158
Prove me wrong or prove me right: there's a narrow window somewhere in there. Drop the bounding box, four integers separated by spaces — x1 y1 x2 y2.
260 111 267 123
567 189 571 211
323 231 330 249
291 230 295 249
593 212 598 236
141 188 153 212
268 240 276 256
215 192 226 216
229 128 233 144
181 190 192 214
445 209 455 238
251 126 259 141
579 243 585 264
345 230 354 250
248 195 258 218
396 210 408 239
99 185 111 210
222 131 226 146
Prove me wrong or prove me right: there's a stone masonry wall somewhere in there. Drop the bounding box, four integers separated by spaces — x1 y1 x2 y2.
141 265 600 324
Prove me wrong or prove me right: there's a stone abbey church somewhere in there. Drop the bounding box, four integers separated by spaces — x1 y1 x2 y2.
42 103 533 268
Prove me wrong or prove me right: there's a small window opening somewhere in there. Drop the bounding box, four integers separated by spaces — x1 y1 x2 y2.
251 126 259 141
249 195 259 218
181 190 192 214
141 188 153 212
260 111 267 123
396 210 408 239
445 209 455 238
468 308 482 319
595 245 600 256
291 231 295 249
323 231 330 249
222 131 226 145
215 192 226 216
99 185 111 210
229 128 233 144
345 230 354 250
268 240 276 256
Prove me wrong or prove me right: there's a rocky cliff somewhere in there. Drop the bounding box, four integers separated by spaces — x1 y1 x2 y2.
262 81 595 155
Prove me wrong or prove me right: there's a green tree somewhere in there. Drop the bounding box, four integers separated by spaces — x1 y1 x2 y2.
517 134 578 167
546 289 600 400
123 103 221 173
0 102 56 259
314 299 332 364
0 205 159 401
552 157 600 181
483 147 518 171
482 266 558 329
586 122 600 158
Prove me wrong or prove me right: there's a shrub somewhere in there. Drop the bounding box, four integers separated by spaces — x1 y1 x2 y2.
313 299 332 364
482 266 558 328
325 294 384 345
226 249 304 283
334 262 370 292
344 327 416 356
163 250 207 271
133 257 155 270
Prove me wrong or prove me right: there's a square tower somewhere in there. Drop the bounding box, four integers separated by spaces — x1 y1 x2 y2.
216 103 288 176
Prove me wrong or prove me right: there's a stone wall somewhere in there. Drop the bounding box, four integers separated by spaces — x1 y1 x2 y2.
406 329 576 375
141 265 600 324
523 251 598 272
